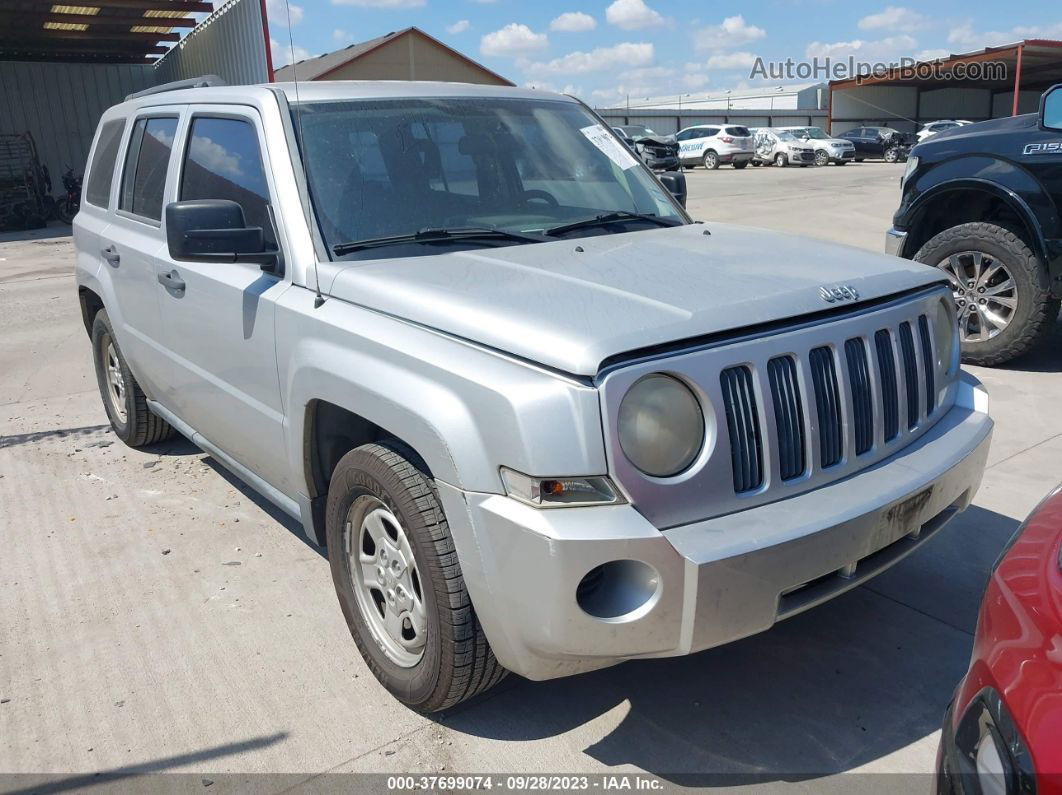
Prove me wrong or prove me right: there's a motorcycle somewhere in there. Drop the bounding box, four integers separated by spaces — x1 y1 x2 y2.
56 168 82 224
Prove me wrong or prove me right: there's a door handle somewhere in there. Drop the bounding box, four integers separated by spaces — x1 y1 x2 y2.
101 245 120 266
158 269 186 293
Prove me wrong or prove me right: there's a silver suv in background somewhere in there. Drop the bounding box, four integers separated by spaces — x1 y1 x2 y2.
676 124 755 169
74 79 991 713
776 126 856 166
751 128 817 167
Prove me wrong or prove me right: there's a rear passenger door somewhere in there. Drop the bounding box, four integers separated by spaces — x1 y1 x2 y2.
99 110 181 399
154 107 291 494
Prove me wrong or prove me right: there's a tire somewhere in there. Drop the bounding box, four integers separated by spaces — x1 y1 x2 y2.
732 160 748 169
91 310 176 447
854 157 865 163
702 150 719 170
814 150 829 167
774 153 787 167
914 222 1059 366
326 442 506 712
56 199 77 225
836 160 848 166
884 147 900 163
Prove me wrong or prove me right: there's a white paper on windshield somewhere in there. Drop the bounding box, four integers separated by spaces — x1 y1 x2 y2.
580 124 640 170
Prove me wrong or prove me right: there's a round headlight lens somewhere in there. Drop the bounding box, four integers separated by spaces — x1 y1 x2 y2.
618 374 704 477
934 297 957 374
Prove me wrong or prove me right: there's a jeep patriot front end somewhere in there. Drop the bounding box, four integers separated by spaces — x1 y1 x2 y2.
74 80 991 711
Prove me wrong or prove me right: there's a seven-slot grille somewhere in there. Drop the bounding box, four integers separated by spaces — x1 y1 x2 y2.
721 310 943 494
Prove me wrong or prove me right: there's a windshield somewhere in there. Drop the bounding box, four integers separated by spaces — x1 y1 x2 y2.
798 128 829 140
294 97 685 259
775 131 798 141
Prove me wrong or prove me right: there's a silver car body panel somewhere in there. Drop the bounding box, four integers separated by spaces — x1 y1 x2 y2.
73 81 992 683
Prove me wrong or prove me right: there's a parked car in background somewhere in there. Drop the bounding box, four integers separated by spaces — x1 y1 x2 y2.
76 79 993 714
612 124 679 171
917 120 973 142
751 128 817 167
776 126 855 166
676 124 755 169
837 126 914 162
936 483 1062 794
886 84 1062 366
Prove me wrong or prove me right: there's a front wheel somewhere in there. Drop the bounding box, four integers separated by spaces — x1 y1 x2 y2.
56 198 78 224
884 148 900 163
326 442 507 712
914 222 1059 366
774 153 787 167
702 150 720 170
814 150 829 167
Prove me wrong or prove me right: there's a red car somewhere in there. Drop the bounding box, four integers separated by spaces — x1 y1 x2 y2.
937 485 1062 794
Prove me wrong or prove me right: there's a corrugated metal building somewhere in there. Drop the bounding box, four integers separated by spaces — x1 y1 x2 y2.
273 27 512 85
0 0 270 227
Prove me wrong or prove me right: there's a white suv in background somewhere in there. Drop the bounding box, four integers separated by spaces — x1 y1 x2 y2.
916 120 973 142
676 125 755 169
776 126 855 166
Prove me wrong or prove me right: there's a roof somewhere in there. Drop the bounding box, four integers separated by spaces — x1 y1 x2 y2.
273 26 513 85
829 39 1062 91
0 0 209 64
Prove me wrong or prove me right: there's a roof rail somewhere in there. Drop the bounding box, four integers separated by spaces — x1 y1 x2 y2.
125 75 226 101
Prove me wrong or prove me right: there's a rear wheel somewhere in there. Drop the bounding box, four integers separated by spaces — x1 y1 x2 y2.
91 310 176 447
732 160 748 169
326 442 506 712
814 150 829 167
914 222 1059 366
702 150 719 170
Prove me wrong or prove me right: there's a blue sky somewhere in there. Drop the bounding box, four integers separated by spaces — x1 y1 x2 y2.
257 0 1059 105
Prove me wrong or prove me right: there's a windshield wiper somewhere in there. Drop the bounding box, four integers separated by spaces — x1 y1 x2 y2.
543 211 679 237
332 226 546 256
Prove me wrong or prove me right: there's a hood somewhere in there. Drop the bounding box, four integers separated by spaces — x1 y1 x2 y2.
326 223 946 376
632 134 677 146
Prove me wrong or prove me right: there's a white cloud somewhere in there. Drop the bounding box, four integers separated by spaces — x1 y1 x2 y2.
706 51 758 69
805 34 916 61
694 16 766 51
333 28 351 42
188 136 243 179
265 0 303 25
447 19 470 34
858 6 925 33
606 0 664 30
271 37 311 67
330 0 425 7
481 23 549 57
550 12 596 33
915 48 951 61
522 42 654 77
948 22 1062 50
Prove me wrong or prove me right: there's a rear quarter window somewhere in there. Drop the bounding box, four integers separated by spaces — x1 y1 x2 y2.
726 126 751 137
84 120 125 208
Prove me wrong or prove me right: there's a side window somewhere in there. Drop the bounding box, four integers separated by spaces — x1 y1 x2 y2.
704 127 720 138
180 116 274 246
676 130 690 141
120 116 178 221
84 120 125 208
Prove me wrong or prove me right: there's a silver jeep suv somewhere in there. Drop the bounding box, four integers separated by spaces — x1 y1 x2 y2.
74 79 992 712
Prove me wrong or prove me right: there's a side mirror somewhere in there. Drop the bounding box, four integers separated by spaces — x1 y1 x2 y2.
1040 84 1062 131
658 171 687 208
165 199 279 271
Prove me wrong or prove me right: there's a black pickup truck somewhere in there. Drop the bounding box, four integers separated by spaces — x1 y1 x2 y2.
887 84 1062 365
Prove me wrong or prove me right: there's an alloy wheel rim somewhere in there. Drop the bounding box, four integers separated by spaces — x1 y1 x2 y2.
937 250 1017 342
104 338 127 423
345 496 427 668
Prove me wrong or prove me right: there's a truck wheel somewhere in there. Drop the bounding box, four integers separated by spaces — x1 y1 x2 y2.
326 442 506 712
914 222 1059 366
91 309 176 447
814 150 829 167
774 153 787 167
702 150 719 170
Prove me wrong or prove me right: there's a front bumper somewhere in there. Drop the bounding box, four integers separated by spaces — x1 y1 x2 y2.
643 155 679 170
439 374 992 681
886 226 908 257
831 148 855 161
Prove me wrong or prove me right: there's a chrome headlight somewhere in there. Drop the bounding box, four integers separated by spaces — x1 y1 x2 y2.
617 374 704 477
934 296 958 375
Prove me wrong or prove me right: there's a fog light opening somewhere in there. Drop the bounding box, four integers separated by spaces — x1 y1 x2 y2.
576 560 660 621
